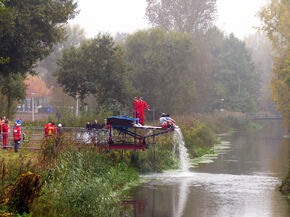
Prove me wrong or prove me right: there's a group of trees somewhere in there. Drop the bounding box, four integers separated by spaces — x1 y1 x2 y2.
259 0 290 130
57 35 135 109
0 0 77 117
207 31 259 112
125 29 196 114
1 0 269 119
54 0 259 116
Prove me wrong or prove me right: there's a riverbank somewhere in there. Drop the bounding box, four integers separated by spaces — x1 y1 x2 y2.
280 163 290 197
0 144 139 217
0 113 256 216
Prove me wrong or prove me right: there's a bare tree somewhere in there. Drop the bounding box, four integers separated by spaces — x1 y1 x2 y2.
145 0 217 34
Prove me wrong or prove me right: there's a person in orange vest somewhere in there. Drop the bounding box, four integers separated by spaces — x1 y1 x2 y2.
138 97 150 125
45 121 57 138
2 120 9 149
13 123 22 152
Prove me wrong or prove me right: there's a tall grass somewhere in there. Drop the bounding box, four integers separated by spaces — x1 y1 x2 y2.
131 136 179 173
0 151 39 216
32 145 138 217
178 118 216 158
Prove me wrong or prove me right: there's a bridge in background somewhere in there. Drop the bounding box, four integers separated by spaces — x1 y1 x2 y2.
246 113 282 120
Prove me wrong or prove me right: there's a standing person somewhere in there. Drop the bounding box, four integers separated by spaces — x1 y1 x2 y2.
50 122 57 136
15 117 22 127
133 97 139 119
57 124 63 137
2 120 9 149
55 123 63 148
138 97 150 125
45 121 57 138
13 124 22 152
1 117 6 139
44 121 50 138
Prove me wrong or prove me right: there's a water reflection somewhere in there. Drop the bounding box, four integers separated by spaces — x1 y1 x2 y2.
133 171 286 217
131 120 289 217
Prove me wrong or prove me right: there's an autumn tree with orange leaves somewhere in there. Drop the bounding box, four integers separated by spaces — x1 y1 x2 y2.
25 75 52 98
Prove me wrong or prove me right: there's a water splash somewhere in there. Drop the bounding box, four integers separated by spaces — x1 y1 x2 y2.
173 126 190 171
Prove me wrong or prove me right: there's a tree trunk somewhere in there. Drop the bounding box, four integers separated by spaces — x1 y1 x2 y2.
7 86 11 118
237 73 241 94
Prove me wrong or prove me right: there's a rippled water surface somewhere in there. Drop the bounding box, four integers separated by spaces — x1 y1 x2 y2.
130 120 289 217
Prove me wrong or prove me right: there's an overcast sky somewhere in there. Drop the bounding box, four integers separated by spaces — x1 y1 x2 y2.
70 0 267 40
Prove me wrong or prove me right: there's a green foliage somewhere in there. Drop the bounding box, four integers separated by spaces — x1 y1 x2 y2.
279 160 290 194
0 73 26 118
248 122 263 131
218 115 248 131
6 172 43 214
0 0 77 118
194 146 215 157
125 28 196 115
259 0 290 129
0 0 78 77
0 57 10 64
57 34 136 108
207 32 259 112
0 153 38 204
131 136 179 173
181 121 216 157
32 149 138 217
53 108 112 127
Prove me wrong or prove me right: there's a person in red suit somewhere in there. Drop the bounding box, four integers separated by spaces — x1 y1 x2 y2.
133 97 139 119
13 124 22 152
45 121 57 138
138 97 150 125
44 122 50 137
2 120 9 149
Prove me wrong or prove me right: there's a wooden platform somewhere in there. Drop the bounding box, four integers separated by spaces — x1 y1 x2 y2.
133 125 164 130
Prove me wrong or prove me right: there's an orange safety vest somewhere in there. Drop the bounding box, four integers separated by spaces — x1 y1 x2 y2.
47 125 55 136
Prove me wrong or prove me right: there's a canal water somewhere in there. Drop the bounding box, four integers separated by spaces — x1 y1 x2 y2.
129 120 289 217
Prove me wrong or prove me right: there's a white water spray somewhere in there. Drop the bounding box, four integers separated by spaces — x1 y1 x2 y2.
173 126 191 171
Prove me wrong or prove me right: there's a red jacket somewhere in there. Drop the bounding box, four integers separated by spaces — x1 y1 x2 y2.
13 126 22 140
2 124 9 136
45 124 57 136
133 100 139 117
138 100 149 115
133 100 139 112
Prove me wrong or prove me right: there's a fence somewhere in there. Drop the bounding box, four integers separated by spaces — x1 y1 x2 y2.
0 127 110 149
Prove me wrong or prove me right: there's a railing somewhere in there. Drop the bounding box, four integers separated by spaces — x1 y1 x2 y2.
0 127 109 149
246 113 282 120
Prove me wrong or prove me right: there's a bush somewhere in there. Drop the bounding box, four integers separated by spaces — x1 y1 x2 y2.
181 120 216 158
6 172 43 214
0 152 39 216
0 154 38 202
32 149 138 217
130 136 178 173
